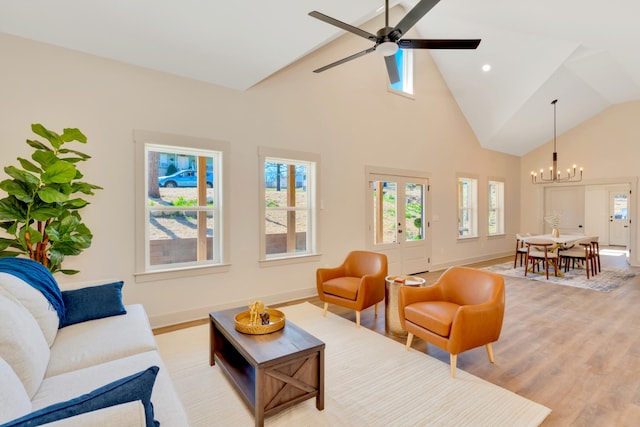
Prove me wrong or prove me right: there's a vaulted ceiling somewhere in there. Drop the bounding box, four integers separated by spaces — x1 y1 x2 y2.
1 0 639 156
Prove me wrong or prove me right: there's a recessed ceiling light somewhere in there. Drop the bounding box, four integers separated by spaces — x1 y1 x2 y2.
482 64 491 72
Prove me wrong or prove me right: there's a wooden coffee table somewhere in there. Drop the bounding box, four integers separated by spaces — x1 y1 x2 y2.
209 307 325 427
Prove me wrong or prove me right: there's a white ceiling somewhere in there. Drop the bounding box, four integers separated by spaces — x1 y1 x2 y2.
1 0 639 156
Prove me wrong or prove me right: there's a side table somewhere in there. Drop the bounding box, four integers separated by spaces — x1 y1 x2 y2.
385 275 426 337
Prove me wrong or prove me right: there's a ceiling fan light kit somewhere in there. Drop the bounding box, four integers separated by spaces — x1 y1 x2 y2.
308 0 481 84
531 99 584 184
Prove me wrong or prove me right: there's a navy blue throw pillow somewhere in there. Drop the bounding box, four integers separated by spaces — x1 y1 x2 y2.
60 281 127 328
1 366 160 427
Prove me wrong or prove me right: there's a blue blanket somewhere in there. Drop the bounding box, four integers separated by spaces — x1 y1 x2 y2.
0 257 65 322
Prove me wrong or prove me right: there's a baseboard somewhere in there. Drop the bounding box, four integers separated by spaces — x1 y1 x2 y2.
149 287 317 329
429 251 513 273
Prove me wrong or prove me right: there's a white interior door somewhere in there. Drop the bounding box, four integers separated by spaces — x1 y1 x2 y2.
609 191 629 246
366 173 430 275
544 186 585 233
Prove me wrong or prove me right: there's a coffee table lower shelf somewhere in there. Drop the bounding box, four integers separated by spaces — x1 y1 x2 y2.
209 308 325 427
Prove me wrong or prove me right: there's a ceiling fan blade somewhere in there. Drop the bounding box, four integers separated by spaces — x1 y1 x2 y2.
385 55 400 85
309 11 377 41
313 47 376 74
398 39 481 49
391 0 441 39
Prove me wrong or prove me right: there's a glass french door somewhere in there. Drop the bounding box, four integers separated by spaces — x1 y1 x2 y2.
367 173 430 275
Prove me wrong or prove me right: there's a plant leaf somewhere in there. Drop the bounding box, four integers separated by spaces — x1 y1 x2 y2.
0 199 27 221
42 161 77 184
37 187 69 203
32 150 58 169
26 139 51 151
59 148 91 160
31 206 63 221
32 124 63 150
58 269 80 275
17 157 42 174
25 226 43 244
61 128 87 143
0 180 33 203
4 166 40 186
64 198 88 208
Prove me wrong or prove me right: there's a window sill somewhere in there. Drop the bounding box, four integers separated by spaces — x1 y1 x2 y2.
259 253 322 268
134 263 231 283
457 236 479 242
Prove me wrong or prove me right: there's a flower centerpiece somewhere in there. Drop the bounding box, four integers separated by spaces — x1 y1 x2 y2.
544 212 562 237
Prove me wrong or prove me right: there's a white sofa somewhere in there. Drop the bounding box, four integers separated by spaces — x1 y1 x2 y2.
0 270 190 426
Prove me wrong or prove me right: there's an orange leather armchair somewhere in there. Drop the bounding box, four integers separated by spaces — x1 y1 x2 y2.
316 251 388 327
398 266 505 378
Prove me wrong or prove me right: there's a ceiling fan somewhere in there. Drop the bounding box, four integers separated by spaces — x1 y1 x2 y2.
308 0 481 84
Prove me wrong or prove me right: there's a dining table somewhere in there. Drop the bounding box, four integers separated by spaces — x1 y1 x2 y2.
521 234 587 278
523 233 585 246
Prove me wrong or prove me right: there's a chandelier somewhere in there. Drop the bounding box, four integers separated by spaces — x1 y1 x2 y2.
531 99 583 184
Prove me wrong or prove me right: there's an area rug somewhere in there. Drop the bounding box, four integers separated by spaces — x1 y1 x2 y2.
155 302 550 426
483 261 639 292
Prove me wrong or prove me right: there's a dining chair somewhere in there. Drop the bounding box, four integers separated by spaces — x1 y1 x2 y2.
558 236 597 279
591 236 601 273
524 237 559 279
513 233 531 268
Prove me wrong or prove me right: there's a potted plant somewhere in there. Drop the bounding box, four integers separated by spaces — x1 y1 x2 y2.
0 124 102 274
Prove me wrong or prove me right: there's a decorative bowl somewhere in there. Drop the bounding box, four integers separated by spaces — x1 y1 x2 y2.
234 308 286 335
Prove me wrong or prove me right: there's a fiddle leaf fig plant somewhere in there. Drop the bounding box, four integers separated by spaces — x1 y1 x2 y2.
0 124 102 274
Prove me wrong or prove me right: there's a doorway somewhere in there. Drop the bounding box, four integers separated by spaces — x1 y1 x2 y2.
609 191 629 246
366 170 431 275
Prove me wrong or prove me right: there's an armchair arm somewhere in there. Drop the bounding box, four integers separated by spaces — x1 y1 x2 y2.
355 269 387 308
448 301 505 354
316 264 347 297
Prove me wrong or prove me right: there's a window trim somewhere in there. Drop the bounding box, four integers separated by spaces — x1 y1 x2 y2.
457 174 478 239
487 178 505 236
133 130 230 281
258 146 320 264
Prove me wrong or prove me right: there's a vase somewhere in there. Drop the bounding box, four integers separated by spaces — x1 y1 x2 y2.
552 228 560 238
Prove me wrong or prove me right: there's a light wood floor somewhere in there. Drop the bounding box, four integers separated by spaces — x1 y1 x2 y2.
156 250 640 426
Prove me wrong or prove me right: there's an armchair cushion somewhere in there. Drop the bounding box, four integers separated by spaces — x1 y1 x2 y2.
404 301 458 337
322 277 360 300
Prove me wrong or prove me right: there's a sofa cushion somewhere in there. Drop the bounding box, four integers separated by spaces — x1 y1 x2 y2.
0 287 50 398
0 356 32 424
3 366 160 427
0 272 59 346
39 401 146 427
33 351 190 427
60 281 126 328
46 304 157 377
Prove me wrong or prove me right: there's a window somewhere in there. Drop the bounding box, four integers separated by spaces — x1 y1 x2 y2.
259 147 319 262
488 180 505 235
134 131 229 280
389 49 414 95
457 176 477 238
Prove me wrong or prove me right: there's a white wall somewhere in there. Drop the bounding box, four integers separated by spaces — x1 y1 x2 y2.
0 25 521 327
520 101 640 265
